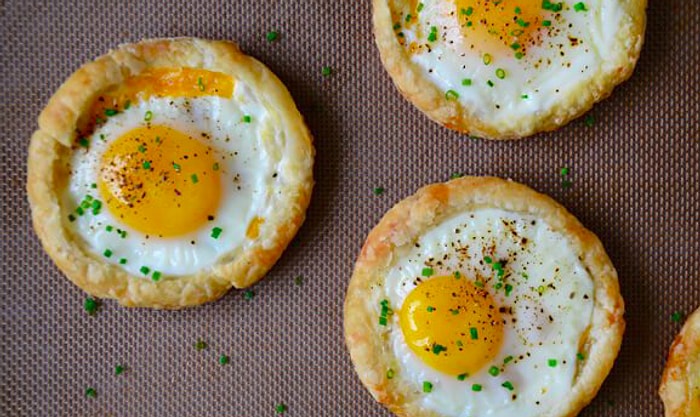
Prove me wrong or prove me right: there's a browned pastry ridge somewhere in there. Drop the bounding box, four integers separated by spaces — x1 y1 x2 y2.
660 307 700 417
27 38 314 308
344 176 624 417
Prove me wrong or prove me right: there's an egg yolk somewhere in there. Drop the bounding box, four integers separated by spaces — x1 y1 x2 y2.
455 0 544 56
399 274 503 376
99 125 221 237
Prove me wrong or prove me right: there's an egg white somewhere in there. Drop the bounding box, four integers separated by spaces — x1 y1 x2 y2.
378 208 594 417
64 81 279 277
398 0 624 129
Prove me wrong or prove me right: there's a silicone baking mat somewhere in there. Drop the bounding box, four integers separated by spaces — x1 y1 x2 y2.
1 1 698 416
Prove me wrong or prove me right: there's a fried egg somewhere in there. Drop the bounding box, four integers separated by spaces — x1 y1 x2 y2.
28 38 314 307
382 209 592 416
373 0 646 138
65 68 272 278
344 177 624 417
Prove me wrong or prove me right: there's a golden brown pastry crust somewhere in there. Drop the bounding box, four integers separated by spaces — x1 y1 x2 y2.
27 38 314 308
344 176 625 417
660 307 700 417
372 0 647 140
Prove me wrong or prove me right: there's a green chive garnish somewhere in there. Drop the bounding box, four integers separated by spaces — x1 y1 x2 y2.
212 162 219 171
142 161 151 170
417 2 424 12
190 174 198 184
243 115 252 123
243 290 255 300
488 366 500 376
197 77 205 91
104 108 119 117
194 338 207 351
84 297 98 315
103 249 113 258
487 80 494 87
173 162 181 172
542 20 552 27
321 66 332 76
502 381 514 391
585 113 595 127
387 368 395 379
211 227 222 239
423 381 433 393
516 18 529 27
152 271 162 281
140 266 150 275
470 327 478 340
427 26 438 42
472 384 482 392
115 365 125 375
266 31 279 42
672 311 684 322
483 53 492 65
294 275 303 286
432 344 446 355
85 387 97 398
457 373 468 381
548 359 558 367
144 110 153 121
496 68 506 79
505 284 513 296
462 78 472 86
574 2 587 12
422 267 434 277
515 52 524 59
138 145 146 153
119 258 127 265
373 186 385 195
427 306 435 312
577 352 585 361
78 138 89 148
275 403 287 413
219 354 230 365
445 89 459 100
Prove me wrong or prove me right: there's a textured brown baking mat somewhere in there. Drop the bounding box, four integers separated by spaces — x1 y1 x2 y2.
1 1 698 416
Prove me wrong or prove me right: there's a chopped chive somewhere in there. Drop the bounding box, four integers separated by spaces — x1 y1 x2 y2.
144 110 153 121
140 266 150 275
106 224 114 232
266 31 279 42
453 271 462 279
474 280 484 288
190 174 198 184
197 77 205 91
172 162 181 172
243 290 255 300
510 42 521 50
548 359 558 367
242 115 252 123
515 52 524 60
423 381 433 393
445 89 459 100
470 327 478 340
76 206 84 216
466 21 473 27
427 306 435 312
212 162 219 171
386 368 395 379
451 309 459 315
574 2 587 11
671 311 684 322
515 6 522 14
421 267 434 277
115 365 125 375
472 384 482 392
373 186 385 195
104 108 119 117
542 20 552 27
103 249 113 258
211 227 223 239
505 284 513 296
275 403 287 413
462 6 473 15
483 53 492 65
152 271 162 281
85 387 97 398
496 68 506 79
521 94 529 99
450 172 464 180
393 22 401 30
83 297 98 315
405 14 412 22
427 26 438 42
488 366 500 376
91 183 97 189
504 355 514 364
577 352 585 361
78 137 89 148
321 66 332 77
142 161 151 170
119 230 127 239
456 340 463 347
516 18 530 27
91 200 101 210
119 258 127 265
487 80 495 87
194 338 207 351
432 344 446 355
462 78 472 86
484 256 493 264
457 373 468 381
417 2 424 12
560 167 570 176
378 316 388 326
294 275 303 286
584 113 595 127
219 354 230 365
502 381 514 391
138 145 146 153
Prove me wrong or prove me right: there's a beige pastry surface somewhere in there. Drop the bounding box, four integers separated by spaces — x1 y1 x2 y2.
27 38 314 308
373 0 647 139
660 307 700 417
345 176 624 417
